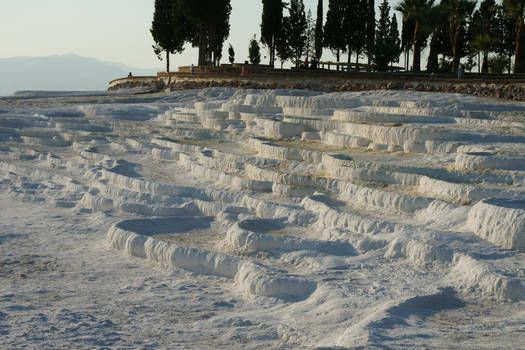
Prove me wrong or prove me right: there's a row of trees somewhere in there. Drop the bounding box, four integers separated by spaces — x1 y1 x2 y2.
260 0 310 68
261 0 400 70
397 0 524 73
151 0 525 74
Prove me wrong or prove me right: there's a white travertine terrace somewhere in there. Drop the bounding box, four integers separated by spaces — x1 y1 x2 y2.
1 88 524 348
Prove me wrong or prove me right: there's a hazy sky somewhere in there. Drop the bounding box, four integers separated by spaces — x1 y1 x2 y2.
0 0 401 69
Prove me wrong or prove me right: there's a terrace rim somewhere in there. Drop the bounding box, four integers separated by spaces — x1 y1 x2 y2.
109 65 525 102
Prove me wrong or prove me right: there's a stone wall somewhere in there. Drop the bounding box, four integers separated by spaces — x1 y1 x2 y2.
109 73 525 102
155 64 274 76
109 76 161 90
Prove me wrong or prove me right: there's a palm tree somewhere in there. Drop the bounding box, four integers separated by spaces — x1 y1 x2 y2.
442 0 476 72
395 0 435 71
470 34 497 73
503 0 525 73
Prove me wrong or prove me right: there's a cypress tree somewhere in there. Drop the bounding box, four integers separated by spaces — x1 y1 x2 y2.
374 0 393 71
389 14 402 67
469 0 502 73
305 10 316 63
288 0 308 66
261 0 284 67
497 5 516 73
276 17 294 68
151 0 186 72
342 0 357 65
249 35 262 64
503 0 525 73
228 44 235 64
324 0 346 68
357 0 369 65
479 0 501 35
366 0 376 70
314 0 324 60
343 0 368 66
374 0 401 71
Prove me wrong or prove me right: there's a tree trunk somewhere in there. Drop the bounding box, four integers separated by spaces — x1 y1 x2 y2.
481 53 488 74
347 45 351 71
198 24 207 66
427 33 439 73
478 52 480 73
270 36 275 68
515 19 525 73
452 24 463 73
166 51 170 73
412 22 421 72
336 50 340 71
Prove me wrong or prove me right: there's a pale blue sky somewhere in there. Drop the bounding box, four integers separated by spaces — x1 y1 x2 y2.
0 0 403 69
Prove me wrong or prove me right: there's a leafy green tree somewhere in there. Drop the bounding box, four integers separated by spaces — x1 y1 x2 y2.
208 2 232 65
178 0 231 66
395 0 435 71
261 0 284 67
151 0 187 72
249 35 261 64
324 0 346 67
314 0 324 60
288 0 308 66
178 0 213 65
503 0 525 73
228 44 235 64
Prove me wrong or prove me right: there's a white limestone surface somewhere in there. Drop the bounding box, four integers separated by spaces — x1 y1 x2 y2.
0 88 524 349
467 198 525 251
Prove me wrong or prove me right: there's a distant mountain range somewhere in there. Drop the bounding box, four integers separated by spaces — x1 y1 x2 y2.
0 53 161 96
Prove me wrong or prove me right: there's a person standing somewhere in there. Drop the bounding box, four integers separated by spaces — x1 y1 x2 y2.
458 64 464 80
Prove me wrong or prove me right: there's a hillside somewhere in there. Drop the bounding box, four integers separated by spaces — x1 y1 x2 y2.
0 53 159 96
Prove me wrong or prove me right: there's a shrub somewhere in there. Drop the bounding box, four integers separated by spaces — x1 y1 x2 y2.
488 54 507 74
